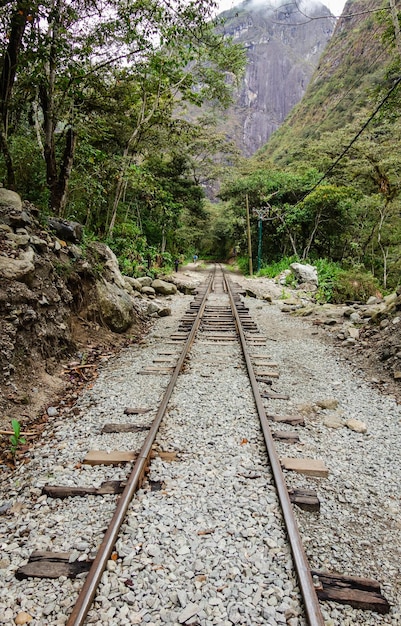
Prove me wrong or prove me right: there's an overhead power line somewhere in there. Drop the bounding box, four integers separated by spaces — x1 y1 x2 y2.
298 74 401 202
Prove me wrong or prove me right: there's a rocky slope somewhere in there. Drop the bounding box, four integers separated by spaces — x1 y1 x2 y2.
217 0 336 155
0 189 189 436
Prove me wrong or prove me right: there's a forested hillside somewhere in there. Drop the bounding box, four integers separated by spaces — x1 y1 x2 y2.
1 0 401 291
216 0 401 292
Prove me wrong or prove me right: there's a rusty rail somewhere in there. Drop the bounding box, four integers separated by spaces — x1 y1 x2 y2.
66 271 215 626
224 272 325 626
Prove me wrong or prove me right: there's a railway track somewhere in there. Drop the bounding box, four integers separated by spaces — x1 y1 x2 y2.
0 265 395 625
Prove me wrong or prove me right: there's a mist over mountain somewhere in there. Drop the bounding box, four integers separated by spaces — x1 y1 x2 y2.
218 0 336 155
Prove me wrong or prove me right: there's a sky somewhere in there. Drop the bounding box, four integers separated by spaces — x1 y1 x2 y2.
218 0 347 18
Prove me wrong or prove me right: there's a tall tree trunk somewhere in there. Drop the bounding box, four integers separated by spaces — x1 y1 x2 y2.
40 0 76 216
51 127 76 216
0 1 30 188
0 127 15 188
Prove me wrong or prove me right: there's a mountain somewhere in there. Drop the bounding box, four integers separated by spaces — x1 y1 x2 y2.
259 0 393 166
217 0 336 156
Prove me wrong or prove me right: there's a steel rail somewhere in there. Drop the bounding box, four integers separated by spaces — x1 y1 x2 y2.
66 270 215 626
224 272 325 626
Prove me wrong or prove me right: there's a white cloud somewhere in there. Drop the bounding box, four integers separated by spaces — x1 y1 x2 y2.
218 0 346 17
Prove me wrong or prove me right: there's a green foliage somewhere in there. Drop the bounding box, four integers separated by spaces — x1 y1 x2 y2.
257 256 298 278
105 222 148 277
313 259 344 303
330 269 381 304
9 420 26 459
236 255 250 275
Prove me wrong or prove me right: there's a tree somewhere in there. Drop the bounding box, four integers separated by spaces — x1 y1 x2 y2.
0 0 245 218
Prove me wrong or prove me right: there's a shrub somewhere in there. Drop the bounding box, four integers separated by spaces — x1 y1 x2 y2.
330 269 382 303
257 256 299 278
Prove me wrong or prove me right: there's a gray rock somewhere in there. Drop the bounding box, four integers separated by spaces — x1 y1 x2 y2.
157 306 171 317
316 398 339 410
124 276 143 292
6 232 30 247
290 262 318 286
346 326 360 340
137 276 153 287
147 302 161 315
0 188 22 211
0 248 35 282
141 286 156 296
346 418 367 434
69 244 83 259
96 280 134 332
366 296 382 305
349 312 362 323
152 279 177 296
29 235 48 251
48 218 83 242
89 242 127 290
323 415 343 429
178 603 200 624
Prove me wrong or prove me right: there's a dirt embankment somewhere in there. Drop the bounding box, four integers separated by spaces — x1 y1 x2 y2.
0 196 148 446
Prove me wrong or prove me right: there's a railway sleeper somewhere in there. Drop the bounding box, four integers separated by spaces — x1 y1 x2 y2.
15 555 390 616
311 570 391 615
288 487 320 512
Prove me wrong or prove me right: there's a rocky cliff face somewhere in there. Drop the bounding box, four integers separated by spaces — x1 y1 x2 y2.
219 0 336 155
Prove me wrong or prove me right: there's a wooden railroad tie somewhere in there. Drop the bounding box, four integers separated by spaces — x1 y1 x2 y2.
280 457 329 478
272 430 300 443
268 414 305 426
43 480 126 499
257 370 279 378
16 554 390 614
83 450 138 465
101 423 150 434
262 391 290 400
288 487 320 512
153 357 175 363
123 407 150 415
139 366 174 374
82 449 177 466
16 552 92 580
253 361 278 367
311 570 390 614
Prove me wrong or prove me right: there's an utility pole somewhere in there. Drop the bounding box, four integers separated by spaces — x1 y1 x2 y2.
245 194 253 275
253 205 271 272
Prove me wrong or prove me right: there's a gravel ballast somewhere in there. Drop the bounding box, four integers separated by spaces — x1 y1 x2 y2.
0 270 400 626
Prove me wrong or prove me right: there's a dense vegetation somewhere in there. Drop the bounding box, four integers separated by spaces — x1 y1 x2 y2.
1 0 400 298
211 0 401 296
0 0 245 268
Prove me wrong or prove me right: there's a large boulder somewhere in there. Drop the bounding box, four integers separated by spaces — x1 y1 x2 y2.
290 262 318 287
124 276 142 292
48 218 83 243
141 286 156 296
89 242 127 290
0 188 22 211
95 280 134 333
137 276 152 287
0 247 35 282
151 279 177 296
